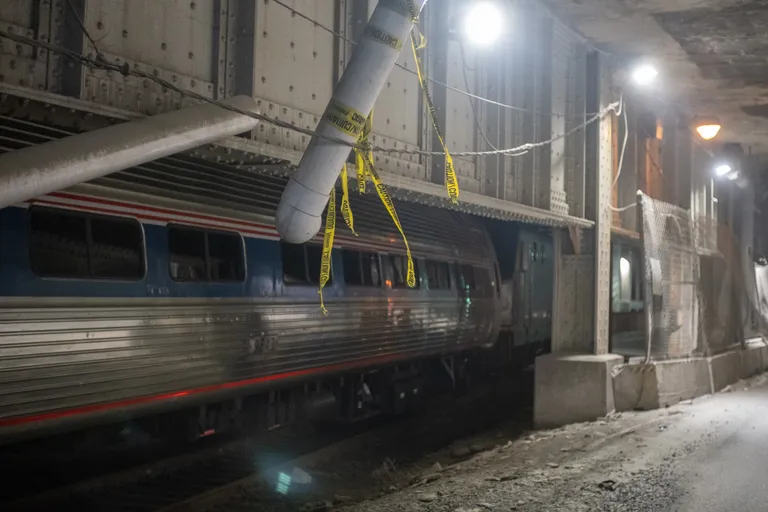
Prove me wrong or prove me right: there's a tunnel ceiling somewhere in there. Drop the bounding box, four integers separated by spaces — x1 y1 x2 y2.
541 0 768 153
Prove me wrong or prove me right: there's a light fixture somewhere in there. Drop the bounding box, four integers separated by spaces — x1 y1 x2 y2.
631 64 658 86
463 2 504 47
714 164 732 177
695 124 721 141
727 170 740 181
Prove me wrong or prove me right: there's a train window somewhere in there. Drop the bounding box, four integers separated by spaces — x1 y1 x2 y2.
425 260 451 290
385 254 419 288
342 249 381 287
29 207 145 280
460 264 476 290
169 226 244 282
281 242 331 285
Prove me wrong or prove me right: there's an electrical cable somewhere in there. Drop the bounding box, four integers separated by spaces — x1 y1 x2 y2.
610 96 637 212
65 0 105 61
270 0 573 119
459 42 528 158
0 28 619 159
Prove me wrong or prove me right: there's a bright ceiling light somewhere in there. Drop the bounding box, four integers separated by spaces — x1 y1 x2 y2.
695 123 722 141
463 2 504 47
727 170 740 181
631 64 658 86
715 164 732 177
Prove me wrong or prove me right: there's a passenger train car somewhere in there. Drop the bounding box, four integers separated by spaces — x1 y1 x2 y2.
0 118 556 445
0 179 517 444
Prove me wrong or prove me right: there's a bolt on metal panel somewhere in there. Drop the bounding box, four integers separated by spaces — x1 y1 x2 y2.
85 0 216 83
253 0 334 117
366 0 421 150
0 20 46 90
593 53 613 355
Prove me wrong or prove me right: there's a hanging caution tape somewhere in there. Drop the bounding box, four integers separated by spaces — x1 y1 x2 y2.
318 189 336 316
410 29 459 204
361 154 415 288
340 163 357 236
355 111 374 194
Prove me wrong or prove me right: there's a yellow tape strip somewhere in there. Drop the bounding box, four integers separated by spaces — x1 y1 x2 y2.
340 164 357 236
410 30 459 204
318 190 336 315
362 154 415 288
356 111 374 194
323 102 366 138
364 25 403 51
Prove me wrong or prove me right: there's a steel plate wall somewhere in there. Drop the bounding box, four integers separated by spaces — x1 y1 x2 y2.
446 39 480 194
367 0 425 181
0 1 46 90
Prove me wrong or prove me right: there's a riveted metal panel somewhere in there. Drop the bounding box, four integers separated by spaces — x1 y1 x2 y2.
365 0 425 180
84 0 216 82
556 254 595 353
0 1 33 28
253 0 334 116
0 20 46 90
249 0 335 154
83 50 213 114
593 54 613 354
445 38 480 194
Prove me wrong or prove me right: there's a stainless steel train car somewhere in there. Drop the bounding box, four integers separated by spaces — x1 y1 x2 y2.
0 156 505 443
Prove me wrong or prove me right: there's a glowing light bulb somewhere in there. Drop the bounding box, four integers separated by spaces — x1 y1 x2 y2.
715 164 732 177
463 2 504 47
632 64 658 86
696 124 721 141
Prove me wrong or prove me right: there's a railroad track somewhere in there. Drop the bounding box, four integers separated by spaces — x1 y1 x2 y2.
4 372 532 512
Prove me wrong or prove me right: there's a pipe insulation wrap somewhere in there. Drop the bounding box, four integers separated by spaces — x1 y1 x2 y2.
275 0 428 244
0 96 261 208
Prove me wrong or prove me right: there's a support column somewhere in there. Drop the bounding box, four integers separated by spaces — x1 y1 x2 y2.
592 51 613 356
534 51 621 428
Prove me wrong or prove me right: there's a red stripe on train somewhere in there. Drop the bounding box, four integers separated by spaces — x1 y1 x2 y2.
0 353 408 428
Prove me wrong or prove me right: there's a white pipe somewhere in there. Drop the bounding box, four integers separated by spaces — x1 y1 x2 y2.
0 96 260 208
276 0 428 244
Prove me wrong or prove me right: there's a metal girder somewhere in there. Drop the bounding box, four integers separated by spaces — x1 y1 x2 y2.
0 77 594 229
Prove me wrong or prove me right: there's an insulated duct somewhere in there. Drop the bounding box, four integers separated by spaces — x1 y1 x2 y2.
275 0 428 244
0 96 260 208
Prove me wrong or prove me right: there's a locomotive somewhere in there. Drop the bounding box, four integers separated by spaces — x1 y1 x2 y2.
0 153 554 445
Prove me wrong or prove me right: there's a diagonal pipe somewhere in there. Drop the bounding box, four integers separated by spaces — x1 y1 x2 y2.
0 96 260 208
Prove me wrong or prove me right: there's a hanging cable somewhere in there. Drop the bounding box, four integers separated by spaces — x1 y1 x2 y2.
459 42 528 158
0 29 619 159
65 0 106 61
270 0 574 119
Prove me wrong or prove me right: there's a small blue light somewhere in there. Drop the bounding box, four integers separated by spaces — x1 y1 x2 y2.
276 472 292 495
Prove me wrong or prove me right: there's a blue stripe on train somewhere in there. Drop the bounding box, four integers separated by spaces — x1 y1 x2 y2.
0 206 348 300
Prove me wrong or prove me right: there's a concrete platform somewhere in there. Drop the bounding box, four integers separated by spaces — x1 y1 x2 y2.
534 353 623 428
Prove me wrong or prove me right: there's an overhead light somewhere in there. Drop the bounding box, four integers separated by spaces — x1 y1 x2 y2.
631 64 658 86
463 2 504 47
715 164 732 177
727 170 740 181
693 117 722 141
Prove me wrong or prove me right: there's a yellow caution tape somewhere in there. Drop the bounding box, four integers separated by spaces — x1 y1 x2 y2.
364 25 403 51
323 101 366 138
355 111 374 194
340 163 357 236
410 30 459 204
318 189 336 315
361 154 415 288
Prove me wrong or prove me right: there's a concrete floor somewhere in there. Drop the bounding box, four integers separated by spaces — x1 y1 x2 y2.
338 374 768 511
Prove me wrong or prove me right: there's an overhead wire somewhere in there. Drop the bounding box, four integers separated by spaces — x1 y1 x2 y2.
64 0 105 62
270 0 574 119
459 42 528 158
0 28 619 159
